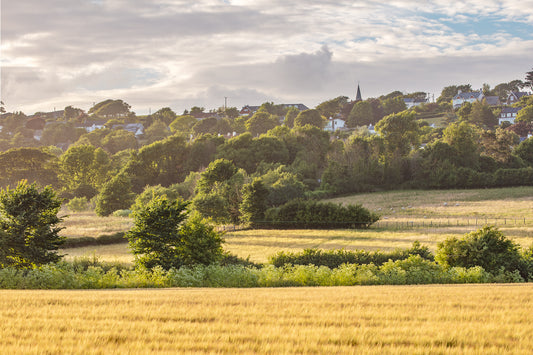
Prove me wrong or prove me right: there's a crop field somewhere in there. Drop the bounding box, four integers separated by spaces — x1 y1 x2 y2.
60 187 533 264
1 284 532 354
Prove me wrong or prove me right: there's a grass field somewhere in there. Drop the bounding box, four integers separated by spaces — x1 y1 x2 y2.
1 284 531 354
60 187 533 264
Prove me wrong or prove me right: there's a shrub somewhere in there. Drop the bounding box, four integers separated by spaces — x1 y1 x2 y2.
263 199 379 229
435 226 523 276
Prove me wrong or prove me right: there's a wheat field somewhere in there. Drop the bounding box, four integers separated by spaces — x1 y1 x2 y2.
1 284 531 354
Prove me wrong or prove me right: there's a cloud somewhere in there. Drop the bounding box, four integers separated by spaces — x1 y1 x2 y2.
1 0 532 114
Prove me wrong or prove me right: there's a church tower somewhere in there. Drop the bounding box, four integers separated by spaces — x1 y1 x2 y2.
355 83 362 102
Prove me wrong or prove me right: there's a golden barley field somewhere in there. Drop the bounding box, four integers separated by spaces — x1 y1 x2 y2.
1 284 532 354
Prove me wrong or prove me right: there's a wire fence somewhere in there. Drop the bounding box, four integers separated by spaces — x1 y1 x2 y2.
217 217 532 232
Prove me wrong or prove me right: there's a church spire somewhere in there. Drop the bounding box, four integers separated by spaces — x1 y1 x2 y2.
355 83 362 102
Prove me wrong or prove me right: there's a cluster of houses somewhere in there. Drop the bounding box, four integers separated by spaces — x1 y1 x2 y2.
452 89 530 125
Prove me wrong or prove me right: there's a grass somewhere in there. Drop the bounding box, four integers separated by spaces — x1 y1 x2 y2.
0 284 531 354
59 187 533 264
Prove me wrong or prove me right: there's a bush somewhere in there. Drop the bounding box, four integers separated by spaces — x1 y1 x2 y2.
0 181 65 268
435 226 523 276
263 199 379 229
127 197 224 270
269 242 433 268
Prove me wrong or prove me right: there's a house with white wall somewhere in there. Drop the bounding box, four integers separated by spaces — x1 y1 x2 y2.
452 90 484 109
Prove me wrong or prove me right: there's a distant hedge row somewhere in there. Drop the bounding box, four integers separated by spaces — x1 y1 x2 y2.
260 199 379 229
62 232 127 248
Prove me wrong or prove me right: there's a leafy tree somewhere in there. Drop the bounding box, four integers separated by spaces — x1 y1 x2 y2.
514 137 533 165
189 106 205 117
442 121 480 168
144 119 170 144
375 111 420 156
468 101 497 128
480 128 519 163
245 111 279 136
283 107 299 128
64 106 85 121
152 107 177 125
316 96 349 118
294 109 325 128
347 101 374 127
240 178 269 227
456 101 472 121
59 145 112 198
89 99 131 118
101 129 138 154
0 148 60 189
516 106 533 124
224 107 240 119
127 197 223 270
435 226 523 275
381 96 407 116
170 115 197 134
0 181 64 268
40 121 84 146
95 172 135 216
192 117 218 135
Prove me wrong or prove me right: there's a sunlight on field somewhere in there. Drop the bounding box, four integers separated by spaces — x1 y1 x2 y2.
1 285 531 354
59 187 533 264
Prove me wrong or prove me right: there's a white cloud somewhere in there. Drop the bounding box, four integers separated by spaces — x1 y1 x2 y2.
1 0 532 114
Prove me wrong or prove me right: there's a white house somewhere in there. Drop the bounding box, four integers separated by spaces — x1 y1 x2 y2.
404 97 428 109
324 117 346 132
452 90 484 109
498 107 522 125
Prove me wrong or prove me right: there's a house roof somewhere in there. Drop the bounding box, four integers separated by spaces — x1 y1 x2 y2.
484 96 501 106
453 91 483 100
509 92 530 100
501 107 522 114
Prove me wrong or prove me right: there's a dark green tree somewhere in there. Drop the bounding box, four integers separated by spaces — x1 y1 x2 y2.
381 96 407 116
525 68 533 89
152 107 177 125
0 181 65 268
127 197 223 270
375 111 420 156
283 107 299 128
170 115 197 134
346 101 375 127
95 172 136 216
240 178 269 228
245 111 279 136
0 148 60 189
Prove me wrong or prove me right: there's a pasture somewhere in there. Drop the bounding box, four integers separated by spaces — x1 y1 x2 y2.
1 284 532 354
60 187 533 264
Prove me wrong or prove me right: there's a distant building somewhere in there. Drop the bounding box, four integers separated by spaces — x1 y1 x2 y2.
507 92 530 105
484 96 501 107
355 84 362 102
239 103 308 116
452 89 484 109
499 107 522 125
324 117 346 132
404 97 428 109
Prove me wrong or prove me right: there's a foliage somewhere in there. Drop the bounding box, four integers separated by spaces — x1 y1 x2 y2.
270 242 433 268
346 100 374 127
245 111 279 136
66 197 90 212
435 226 523 275
0 181 65 268
239 178 269 227
95 172 135 216
126 197 223 270
375 110 420 156
89 99 131 118
294 109 325 128
0 148 60 189
263 199 379 229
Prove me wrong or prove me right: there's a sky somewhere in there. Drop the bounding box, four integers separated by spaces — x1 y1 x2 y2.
1 0 533 115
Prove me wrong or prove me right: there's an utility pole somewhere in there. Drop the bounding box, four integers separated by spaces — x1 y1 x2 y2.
224 97 228 111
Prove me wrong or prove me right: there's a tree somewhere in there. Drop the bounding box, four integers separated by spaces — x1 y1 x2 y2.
126 197 223 270
514 137 533 165
316 96 349 118
283 107 299 128
525 68 533 89
89 99 131 118
516 106 533 124
381 96 407 116
375 111 420 156
346 101 374 127
59 145 112 198
468 101 497 128
101 129 138 154
442 121 480 168
95 172 135 216
0 181 64 268
245 111 279 136
435 226 522 275
240 178 269 228
144 119 170 144
64 106 84 121
0 148 60 189
170 115 197 134
294 109 325 128
152 107 177 125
